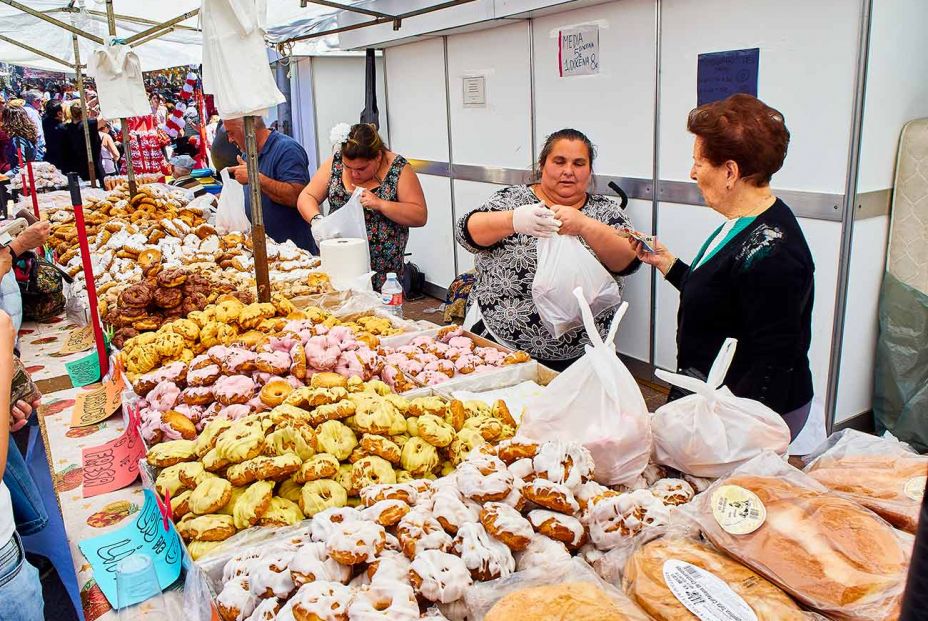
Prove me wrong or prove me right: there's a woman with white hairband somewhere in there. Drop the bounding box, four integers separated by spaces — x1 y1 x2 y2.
297 123 428 290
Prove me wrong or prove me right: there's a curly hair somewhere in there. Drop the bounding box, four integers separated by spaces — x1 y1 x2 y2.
1 106 37 143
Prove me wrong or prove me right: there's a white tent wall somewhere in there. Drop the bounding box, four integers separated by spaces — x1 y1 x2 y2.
834 0 928 424
375 0 909 427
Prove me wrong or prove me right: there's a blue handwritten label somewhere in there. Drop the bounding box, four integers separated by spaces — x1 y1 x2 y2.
697 48 759 106
78 489 183 608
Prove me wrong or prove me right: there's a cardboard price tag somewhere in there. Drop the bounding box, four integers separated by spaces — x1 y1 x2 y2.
66 351 102 388
82 415 145 498
59 326 95 355
70 372 126 428
78 489 183 609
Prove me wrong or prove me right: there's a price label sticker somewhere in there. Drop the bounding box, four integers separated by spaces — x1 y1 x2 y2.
711 485 766 535
70 372 125 428
59 326 95 355
81 424 145 498
663 560 758 621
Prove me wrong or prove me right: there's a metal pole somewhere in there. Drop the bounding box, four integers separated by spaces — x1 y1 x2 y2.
0 34 74 69
104 0 136 196
243 116 271 302
72 34 97 189
649 0 662 368
824 0 873 432
0 0 104 44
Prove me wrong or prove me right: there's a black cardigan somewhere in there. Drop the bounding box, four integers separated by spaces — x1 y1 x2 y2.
665 199 814 414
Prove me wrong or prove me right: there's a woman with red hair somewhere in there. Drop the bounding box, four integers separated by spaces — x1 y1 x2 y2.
634 94 815 439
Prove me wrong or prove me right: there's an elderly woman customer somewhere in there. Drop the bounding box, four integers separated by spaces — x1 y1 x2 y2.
634 94 815 438
456 129 639 371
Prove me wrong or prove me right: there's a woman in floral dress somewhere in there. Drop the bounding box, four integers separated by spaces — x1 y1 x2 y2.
298 123 427 290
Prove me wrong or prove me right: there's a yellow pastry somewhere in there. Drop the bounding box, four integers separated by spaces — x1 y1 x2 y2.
195 419 233 458
146 439 197 467
155 463 188 497
176 513 236 542
400 437 440 477
216 485 247 516
295 453 340 483
300 479 348 517
417 414 456 448
189 477 233 515
232 480 275 530
258 496 305 527
264 426 317 461
277 477 304 504
351 456 397 491
187 540 223 561
316 420 358 460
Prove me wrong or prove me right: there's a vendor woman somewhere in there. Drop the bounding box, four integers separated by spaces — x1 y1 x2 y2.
297 123 428 290
456 129 639 371
634 94 814 439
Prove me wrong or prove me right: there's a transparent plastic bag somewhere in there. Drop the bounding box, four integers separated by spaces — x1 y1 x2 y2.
312 187 368 244
214 167 250 234
802 428 927 533
521 289 651 485
682 451 912 621
651 338 791 478
464 557 649 621
531 234 622 338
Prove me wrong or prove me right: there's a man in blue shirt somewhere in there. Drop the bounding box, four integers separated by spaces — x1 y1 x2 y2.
224 117 316 253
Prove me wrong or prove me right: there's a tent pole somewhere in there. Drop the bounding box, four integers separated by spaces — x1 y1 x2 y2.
243 116 271 303
132 27 178 49
0 0 104 44
0 34 74 69
123 9 200 46
72 34 97 189
104 0 136 196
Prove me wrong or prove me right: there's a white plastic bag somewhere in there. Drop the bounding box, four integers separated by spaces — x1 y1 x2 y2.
531 234 622 338
651 338 791 478
214 167 250 234
312 187 369 245
520 288 651 485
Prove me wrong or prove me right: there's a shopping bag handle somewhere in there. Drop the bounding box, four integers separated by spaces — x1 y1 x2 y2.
572 286 627 348
706 337 738 388
654 337 738 399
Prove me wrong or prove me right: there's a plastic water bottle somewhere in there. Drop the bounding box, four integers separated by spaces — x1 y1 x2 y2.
380 272 404 318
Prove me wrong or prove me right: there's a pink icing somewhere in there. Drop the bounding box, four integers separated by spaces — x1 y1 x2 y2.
256 351 291 374
411 336 434 350
397 345 420 359
189 354 212 369
335 351 364 380
187 364 221 386
425 360 455 376
455 355 482 371
148 381 180 411
448 336 475 350
415 370 449 386
218 404 252 420
438 326 463 343
225 349 257 373
398 359 425 376
207 345 233 364
214 374 257 399
327 326 357 350
268 335 298 353
384 353 409 367
307 335 340 371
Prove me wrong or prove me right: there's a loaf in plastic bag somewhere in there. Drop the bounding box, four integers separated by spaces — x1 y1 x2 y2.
465 557 649 621
623 534 807 620
531 234 622 338
651 338 791 478
520 290 651 485
683 451 912 621
803 429 927 533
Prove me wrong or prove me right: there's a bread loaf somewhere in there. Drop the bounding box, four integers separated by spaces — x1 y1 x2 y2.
623 537 805 620
485 582 648 621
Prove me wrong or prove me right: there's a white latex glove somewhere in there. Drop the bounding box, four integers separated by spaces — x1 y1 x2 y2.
512 203 561 238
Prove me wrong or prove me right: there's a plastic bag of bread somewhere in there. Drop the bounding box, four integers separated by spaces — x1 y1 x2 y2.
684 451 912 621
465 557 649 621
651 338 791 478
623 534 808 620
803 429 926 533
521 293 651 485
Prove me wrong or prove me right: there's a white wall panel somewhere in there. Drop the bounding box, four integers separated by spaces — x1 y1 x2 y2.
616 198 652 361
290 58 319 173
384 39 449 161
446 22 533 168
406 176 457 288
660 0 859 193
532 0 656 179
452 180 509 274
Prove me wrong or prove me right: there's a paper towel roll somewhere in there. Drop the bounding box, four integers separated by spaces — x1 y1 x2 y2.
320 238 371 289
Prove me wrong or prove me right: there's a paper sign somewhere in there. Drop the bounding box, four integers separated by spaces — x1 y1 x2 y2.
79 489 183 609
697 48 759 106
463 76 486 107
66 351 102 387
59 326 95 355
71 372 126 428
558 25 599 77
82 416 145 498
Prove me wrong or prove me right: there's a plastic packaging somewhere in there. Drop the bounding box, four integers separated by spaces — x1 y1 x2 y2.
803 429 927 533
683 451 912 621
214 167 250 234
380 271 404 318
531 234 622 338
622 533 807 620
464 557 649 621
651 338 791 478
520 289 651 486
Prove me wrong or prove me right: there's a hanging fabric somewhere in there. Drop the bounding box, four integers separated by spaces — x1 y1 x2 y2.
87 44 151 119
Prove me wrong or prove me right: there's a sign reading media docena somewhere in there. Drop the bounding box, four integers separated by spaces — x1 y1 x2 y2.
558 25 599 77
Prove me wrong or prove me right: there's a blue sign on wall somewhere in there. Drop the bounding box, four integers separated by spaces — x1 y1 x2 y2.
697 48 760 106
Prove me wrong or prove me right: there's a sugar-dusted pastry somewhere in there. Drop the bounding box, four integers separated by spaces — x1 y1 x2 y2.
409 549 473 604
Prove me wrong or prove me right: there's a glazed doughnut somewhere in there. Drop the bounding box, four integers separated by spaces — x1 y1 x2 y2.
287 581 352 621
215 423 265 464
223 349 258 375
496 439 539 464
118 283 153 309
290 342 308 379
365 552 411 587
176 513 236 542
514 534 572 571
400 437 440 477
360 483 418 507
585 489 670 550
258 497 304 528
396 509 453 559
575 480 611 512
407 397 448 418
249 551 296 599
146 439 197 467
308 400 356 427
255 351 291 375
187 363 221 388
180 386 214 407
157 268 188 288
215 375 257 406
216 576 257 621
154 463 189 498
431 486 480 535
409 549 473 604
457 462 513 503
232 480 275 530
290 541 351 588
264 426 317 461
522 478 580 514
359 434 401 464
161 410 197 441
347 584 419 621
300 479 348 517
309 506 362 543
527 509 587 549
326 520 386 564
259 379 293 407
153 286 183 309
315 420 358 461
532 441 595 490
649 478 695 506
417 414 456 448
479 502 534 551
189 477 233 515
294 453 340 484
228 454 302 486
451 522 515 582
245 597 281 621
351 455 397 491
503 351 531 365
361 499 410 527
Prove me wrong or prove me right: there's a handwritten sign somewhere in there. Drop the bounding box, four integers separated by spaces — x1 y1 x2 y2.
78 489 183 609
558 25 599 77
59 326 95 355
71 371 125 428
82 413 144 498
66 350 102 388
697 48 759 106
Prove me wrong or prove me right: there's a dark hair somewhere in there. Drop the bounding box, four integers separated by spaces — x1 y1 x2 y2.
43 100 62 121
341 123 386 160
1 107 37 142
536 128 596 177
687 93 789 186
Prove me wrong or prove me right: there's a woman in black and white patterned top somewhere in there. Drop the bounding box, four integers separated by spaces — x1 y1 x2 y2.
455 129 640 370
